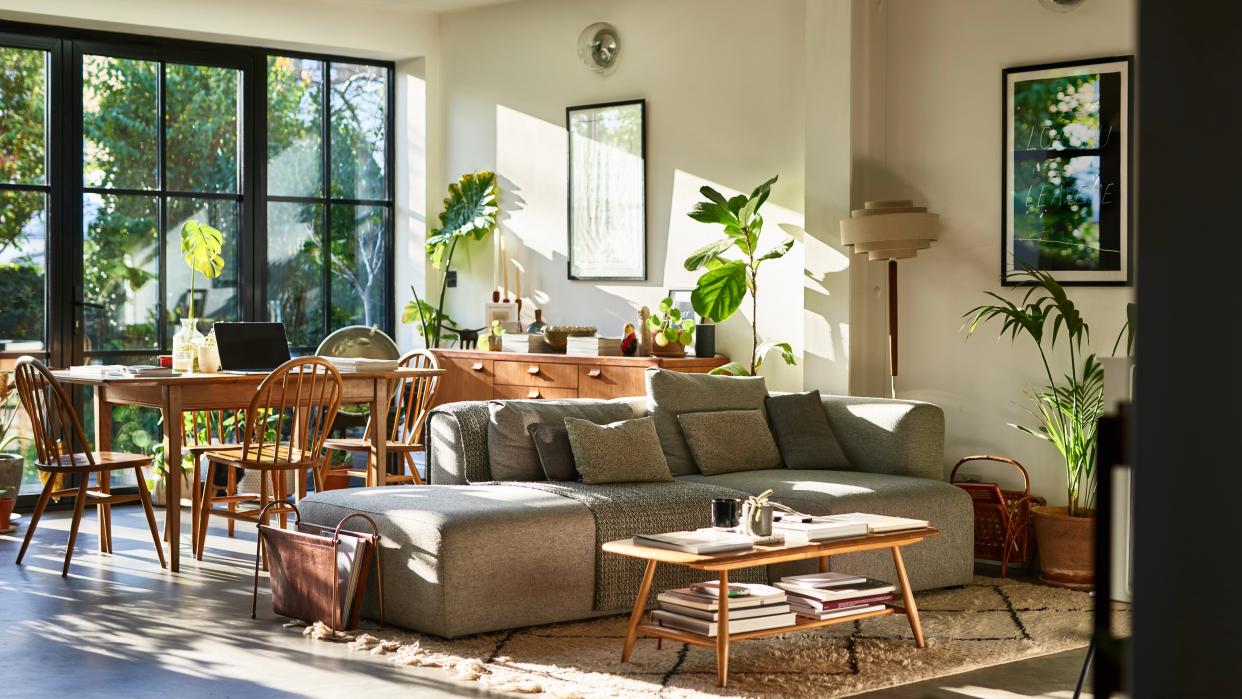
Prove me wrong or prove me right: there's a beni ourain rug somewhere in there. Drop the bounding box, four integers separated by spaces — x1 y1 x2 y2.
293 576 1131 699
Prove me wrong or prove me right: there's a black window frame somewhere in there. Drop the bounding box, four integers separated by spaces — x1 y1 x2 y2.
0 18 397 370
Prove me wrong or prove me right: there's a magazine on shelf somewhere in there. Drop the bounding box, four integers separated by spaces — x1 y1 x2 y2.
657 587 785 611
775 578 897 603
789 603 888 621
652 609 798 637
688 581 784 599
771 518 869 542
68 364 173 378
779 571 868 588
785 592 896 612
657 601 793 622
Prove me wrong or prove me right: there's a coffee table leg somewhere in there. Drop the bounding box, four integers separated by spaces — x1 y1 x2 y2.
892 545 925 648
717 569 730 687
622 560 658 662
818 555 829 573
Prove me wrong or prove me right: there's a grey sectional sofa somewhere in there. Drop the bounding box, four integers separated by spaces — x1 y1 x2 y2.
300 392 974 638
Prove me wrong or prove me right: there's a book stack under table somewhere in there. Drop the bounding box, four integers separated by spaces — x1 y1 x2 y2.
654 582 795 637
776 571 897 620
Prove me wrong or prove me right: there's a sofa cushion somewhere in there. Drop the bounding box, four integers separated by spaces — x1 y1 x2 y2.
528 423 577 481
487 399 637 481
645 368 768 476
766 390 850 470
565 416 673 485
677 409 781 475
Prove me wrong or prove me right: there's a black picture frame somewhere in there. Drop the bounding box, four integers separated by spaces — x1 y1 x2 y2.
1001 55 1133 286
566 98 646 281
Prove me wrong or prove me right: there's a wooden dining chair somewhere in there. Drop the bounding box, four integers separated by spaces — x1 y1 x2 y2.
317 350 440 488
12 357 165 575
195 356 343 560
177 409 247 545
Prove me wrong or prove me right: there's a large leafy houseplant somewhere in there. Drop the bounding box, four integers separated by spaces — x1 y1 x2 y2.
963 269 1130 517
684 175 795 376
404 171 498 348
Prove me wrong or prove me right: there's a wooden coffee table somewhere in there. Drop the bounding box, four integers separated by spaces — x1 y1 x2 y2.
603 526 939 687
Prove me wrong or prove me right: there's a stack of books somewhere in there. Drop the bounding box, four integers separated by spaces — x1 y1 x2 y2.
771 515 869 542
634 529 753 555
775 571 897 620
653 582 796 637
821 512 930 533
324 356 400 372
565 336 622 356
501 333 554 354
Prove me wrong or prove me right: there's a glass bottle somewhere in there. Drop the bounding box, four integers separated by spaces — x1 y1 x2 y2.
172 317 204 373
526 309 548 334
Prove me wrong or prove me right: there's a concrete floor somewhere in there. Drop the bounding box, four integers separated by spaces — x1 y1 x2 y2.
1 504 1095 699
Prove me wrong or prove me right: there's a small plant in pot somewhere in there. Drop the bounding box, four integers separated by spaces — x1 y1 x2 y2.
0 372 25 531
647 298 695 357
964 269 1133 589
486 320 505 351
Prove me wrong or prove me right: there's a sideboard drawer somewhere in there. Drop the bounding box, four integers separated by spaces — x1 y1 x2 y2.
435 356 494 405
578 364 646 399
493 360 579 389
492 384 578 400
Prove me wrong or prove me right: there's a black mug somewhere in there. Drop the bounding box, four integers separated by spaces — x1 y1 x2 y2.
711 498 741 530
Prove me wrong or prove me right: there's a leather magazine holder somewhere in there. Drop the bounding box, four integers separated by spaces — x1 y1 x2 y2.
251 503 384 631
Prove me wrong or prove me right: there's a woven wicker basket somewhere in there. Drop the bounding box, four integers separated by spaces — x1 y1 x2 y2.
951 455 1045 577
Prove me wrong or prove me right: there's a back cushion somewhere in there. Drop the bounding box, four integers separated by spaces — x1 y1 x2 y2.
645 368 769 476
487 399 637 481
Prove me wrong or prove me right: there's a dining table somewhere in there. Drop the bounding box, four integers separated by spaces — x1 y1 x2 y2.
53 366 445 572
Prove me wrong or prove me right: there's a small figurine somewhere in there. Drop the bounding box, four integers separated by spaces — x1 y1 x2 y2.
638 306 653 356
621 323 638 356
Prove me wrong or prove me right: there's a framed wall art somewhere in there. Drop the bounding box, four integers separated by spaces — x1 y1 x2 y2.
567 99 646 280
1002 56 1133 285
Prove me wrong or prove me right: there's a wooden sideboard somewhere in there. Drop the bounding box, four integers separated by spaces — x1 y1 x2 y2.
428 349 728 406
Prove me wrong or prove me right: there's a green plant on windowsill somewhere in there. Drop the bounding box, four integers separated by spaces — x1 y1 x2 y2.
684 175 795 376
647 298 695 357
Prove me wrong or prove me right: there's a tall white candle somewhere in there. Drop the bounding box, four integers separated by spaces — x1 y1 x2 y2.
493 230 500 293
501 231 509 301
514 261 522 304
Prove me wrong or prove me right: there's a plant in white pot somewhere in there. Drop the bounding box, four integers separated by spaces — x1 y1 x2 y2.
0 372 25 531
964 269 1132 589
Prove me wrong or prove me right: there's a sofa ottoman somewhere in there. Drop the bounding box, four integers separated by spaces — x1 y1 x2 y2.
299 485 600 638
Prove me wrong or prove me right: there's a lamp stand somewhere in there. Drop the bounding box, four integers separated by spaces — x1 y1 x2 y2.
888 259 898 378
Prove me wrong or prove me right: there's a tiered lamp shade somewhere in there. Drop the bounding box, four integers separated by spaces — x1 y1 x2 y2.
839 200 939 260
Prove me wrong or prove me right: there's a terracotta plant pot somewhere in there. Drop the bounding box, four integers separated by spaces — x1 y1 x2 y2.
1032 505 1094 590
651 340 686 358
0 497 14 530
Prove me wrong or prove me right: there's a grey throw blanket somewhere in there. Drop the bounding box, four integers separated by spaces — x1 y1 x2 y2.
489 480 768 610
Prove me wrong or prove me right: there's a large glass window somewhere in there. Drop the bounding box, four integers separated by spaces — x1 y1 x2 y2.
266 56 391 351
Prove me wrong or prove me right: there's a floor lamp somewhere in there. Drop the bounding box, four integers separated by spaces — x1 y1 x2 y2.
839 200 939 392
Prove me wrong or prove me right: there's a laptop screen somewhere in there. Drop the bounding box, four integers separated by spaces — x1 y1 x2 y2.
213 322 292 372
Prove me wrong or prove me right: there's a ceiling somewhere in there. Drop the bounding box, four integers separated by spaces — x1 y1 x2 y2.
312 0 521 13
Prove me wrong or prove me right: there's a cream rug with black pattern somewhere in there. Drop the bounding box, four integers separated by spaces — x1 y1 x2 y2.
297 576 1130 698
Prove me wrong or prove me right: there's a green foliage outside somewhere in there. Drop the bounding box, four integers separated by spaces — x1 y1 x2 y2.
1011 73 1105 271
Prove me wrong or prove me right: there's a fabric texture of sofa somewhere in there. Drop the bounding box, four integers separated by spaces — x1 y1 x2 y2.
300 390 974 638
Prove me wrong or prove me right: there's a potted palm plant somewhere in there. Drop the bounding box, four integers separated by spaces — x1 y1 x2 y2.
964 270 1130 589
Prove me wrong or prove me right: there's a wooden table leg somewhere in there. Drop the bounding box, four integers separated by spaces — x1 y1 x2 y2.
621 560 658 662
717 569 730 687
892 545 924 648
370 378 387 488
93 388 113 554
818 555 829 573
294 405 309 501
164 386 183 572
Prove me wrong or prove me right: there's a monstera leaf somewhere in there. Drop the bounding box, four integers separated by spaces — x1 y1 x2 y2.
180 221 225 279
427 170 499 269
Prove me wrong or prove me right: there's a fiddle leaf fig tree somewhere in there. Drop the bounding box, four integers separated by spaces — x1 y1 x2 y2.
684 175 796 376
179 220 225 320
406 171 498 348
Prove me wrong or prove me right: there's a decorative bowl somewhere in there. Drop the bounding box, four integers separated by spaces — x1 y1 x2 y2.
541 325 597 351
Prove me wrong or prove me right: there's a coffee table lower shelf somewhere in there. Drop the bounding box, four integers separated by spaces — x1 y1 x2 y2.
637 603 904 646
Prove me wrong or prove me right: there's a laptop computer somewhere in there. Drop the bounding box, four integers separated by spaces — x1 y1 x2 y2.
214 322 293 374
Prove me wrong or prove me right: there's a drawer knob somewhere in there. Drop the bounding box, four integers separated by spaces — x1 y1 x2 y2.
587 368 602 378
471 362 485 371
527 389 541 399
527 365 540 375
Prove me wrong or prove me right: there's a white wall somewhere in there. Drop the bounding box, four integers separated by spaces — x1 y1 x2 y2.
435 0 808 390
0 0 436 60
862 0 1136 502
